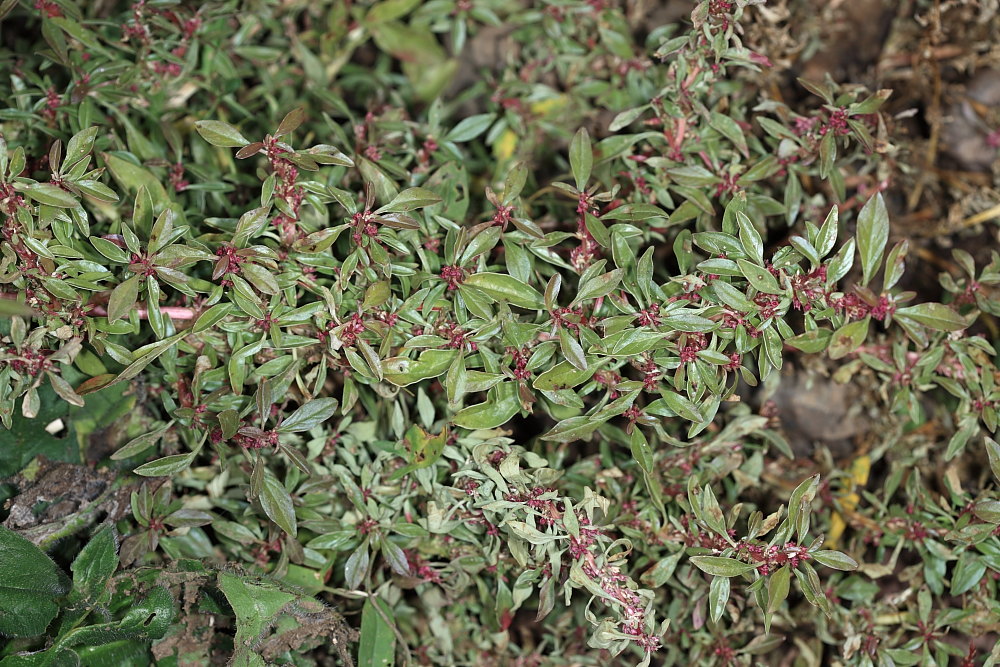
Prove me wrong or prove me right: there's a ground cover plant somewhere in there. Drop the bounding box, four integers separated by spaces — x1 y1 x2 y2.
1 0 999 665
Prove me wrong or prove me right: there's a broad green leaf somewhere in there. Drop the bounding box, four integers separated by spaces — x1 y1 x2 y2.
986 437 1000 483
0 525 71 636
659 391 705 423
453 385 519 430
765 565 791 631
359 598 396 667
558 327 587 371
71 525 118 601
218 572 296 648
708 574 730 623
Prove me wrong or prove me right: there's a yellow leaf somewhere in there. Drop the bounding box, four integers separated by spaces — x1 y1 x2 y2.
494 129 517 161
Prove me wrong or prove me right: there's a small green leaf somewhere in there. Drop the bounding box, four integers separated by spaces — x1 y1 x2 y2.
765 565 791 630
453 385 519 430
133 452 196 477
828 317 869 360
446 113 495 142
278 397 339 433
107 275 140 324
659 391 705 423
894 303 968 332
24 183 78 208
194 120 250 147
986 437 1000 483
259 472 297 536
558 327 587 371
569 127 593 190
856 193 889 287
573 268 624 305
708 574 730 623
376 187 441 213
464 272 543 309
737 258 782 295
689 556 757 577
383 349 457 387
540 415 607 443
811 550 858 571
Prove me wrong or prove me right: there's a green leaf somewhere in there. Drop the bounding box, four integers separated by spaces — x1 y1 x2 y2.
569 127 593 190
785 328 831 354
708 574 730 623
107 275 140 324
453 385 519 430
376 187 441 213
90 236 131 263
218 572 296 649
194 120 250 147
62 126 98 170
811 550 858 571
359 598 396 667
383 349 457 387
828 317 869 360
710 112 748 157
986 437 1000 483
192 303 233 333
463 272 543 309
532 360 599 391
133 451 196 477
765 565 791 631
856 193 889 287
558 327 587 371
0 525 71 637
630 427 653 473
573 268 624 305
689 556 757 577
71 525 118 601
737 258 782 295
540 415 606 443
274 106 306 137
446 113 495 143
950 552 985 596
278 397 339 433
259 472 297 536
659 391 705 423
24 182 78 208
241 263 280 295
894 303 968 332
